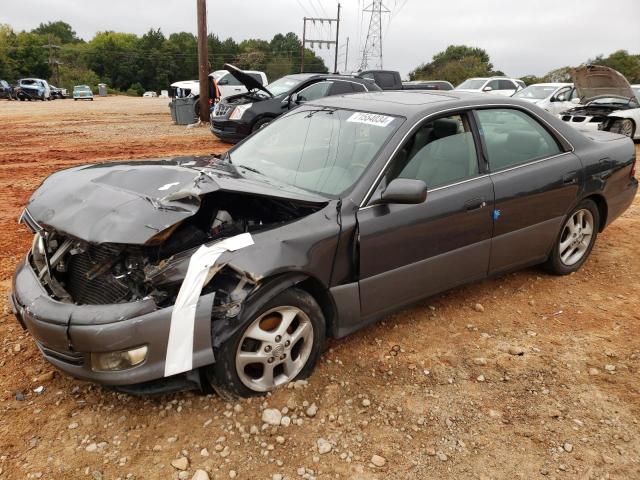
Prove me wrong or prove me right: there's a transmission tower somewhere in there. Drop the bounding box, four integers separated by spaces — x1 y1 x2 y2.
359 0 389 71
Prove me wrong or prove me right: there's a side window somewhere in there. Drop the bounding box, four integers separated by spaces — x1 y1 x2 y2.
376 72 397 88
569 88 580 101
498 79 516 90
475 109 562 171
329 81 355 96
352 82 367 93
486 80 500 90
385 114 479 189
554 87 571 102
360 72 374 80
297 81 332 102
218 74 242 86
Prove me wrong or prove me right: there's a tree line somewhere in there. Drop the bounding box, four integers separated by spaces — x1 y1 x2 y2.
1 21 638 93
409 45 640 87
0 21 328 94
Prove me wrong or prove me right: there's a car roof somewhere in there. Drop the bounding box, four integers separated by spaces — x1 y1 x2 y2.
305 90 533 119
525 83 573 87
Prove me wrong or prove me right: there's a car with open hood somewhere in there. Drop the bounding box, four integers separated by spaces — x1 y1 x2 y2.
512 83 581 115
10 90 637 397
599 84 640 141
210 64 381 143
559 65 639 134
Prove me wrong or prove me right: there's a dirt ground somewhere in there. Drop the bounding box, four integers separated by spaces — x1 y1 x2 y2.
0 96 638 480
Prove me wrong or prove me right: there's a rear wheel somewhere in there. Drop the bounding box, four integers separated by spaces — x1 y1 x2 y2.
207 288 325 398
545 199 599 275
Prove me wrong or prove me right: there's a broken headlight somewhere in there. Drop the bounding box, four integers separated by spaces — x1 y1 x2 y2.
229 103 252 120
90 345 148 372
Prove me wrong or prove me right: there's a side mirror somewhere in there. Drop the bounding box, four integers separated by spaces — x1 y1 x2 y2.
291 93 303 104
571 97 581 104
482 86 493 92
372 179 427 205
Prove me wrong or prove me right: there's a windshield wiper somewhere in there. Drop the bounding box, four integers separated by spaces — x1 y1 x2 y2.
237 164 264 175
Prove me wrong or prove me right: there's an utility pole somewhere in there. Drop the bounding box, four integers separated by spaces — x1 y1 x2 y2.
301 18 307 73
333 3 341 74
300 5 340 74
344 36 349 72
43 35 61 85
197 0 210 122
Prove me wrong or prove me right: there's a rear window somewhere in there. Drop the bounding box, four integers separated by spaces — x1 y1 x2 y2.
376 72 397 88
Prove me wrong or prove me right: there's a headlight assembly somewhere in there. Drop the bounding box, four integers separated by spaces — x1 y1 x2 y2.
229 103 253 120
91 345 148 372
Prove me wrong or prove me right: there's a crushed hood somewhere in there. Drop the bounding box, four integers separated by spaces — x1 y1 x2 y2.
223 63 272 98
571 65 636 103
25 156 327 245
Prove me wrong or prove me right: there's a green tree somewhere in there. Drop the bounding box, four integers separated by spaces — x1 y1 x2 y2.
589 50 640 83
409 45 501 85
32 21 81 44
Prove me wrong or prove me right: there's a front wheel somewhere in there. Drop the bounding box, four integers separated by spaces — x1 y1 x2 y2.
207 288 325 398
544 199 599 275
251 117 272 133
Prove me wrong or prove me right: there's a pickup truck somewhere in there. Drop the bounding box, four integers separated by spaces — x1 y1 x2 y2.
356 70 453 91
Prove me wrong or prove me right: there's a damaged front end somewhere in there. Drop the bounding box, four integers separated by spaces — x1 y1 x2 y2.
11 157 328 392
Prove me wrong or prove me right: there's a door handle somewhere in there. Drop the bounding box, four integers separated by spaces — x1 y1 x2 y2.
562 172 578 185
465 197 486 211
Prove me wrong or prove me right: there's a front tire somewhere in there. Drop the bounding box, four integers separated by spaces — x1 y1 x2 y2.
251 117 272 133
544 199 599 275
207 288 325 398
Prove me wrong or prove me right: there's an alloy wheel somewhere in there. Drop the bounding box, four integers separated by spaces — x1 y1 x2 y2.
559 208 594 266
235 306 314 392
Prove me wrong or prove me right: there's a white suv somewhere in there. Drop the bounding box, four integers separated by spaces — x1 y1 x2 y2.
455 77 525 96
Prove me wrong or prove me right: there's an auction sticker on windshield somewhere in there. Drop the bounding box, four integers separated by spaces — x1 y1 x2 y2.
347 112 395 127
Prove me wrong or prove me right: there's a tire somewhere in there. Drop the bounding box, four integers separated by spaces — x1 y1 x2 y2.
251 117 272 133
207 287 325 398
619 119 635 139
544 199 599 275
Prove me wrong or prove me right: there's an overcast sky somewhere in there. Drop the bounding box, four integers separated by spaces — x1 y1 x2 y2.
4 0 639 78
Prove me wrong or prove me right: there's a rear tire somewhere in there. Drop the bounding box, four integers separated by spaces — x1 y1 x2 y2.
206 288 325 399
544 199 599 275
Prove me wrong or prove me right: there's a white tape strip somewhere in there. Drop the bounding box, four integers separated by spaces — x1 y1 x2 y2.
163 232 254 377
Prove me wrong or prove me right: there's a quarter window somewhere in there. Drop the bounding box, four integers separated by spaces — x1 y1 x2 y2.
475 109 562 171
329 81 355 95
385 114 479 189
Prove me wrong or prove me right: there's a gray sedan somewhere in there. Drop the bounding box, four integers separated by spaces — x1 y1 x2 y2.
11 91 638 397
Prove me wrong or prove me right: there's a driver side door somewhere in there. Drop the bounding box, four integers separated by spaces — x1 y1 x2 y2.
356 112 494 318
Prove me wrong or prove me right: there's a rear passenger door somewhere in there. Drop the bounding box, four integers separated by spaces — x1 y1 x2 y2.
474 108 582 274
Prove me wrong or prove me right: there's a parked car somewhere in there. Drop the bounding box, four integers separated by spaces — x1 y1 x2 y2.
143 91 158 97
10 91 637 397
559 65 639 134
15 78 51 101
211 64 381 143
598 84 640 141
0 79 14 99
49 85 67 99
73 85 94 101
455 77 525 96
512 83 581 115
402 80 454 91
356 70 453 91
212 69 268 99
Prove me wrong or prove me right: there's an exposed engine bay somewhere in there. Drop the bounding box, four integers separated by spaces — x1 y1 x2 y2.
28 191 322 307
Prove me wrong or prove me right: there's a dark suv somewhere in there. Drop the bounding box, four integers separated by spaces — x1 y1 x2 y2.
210 64 381 143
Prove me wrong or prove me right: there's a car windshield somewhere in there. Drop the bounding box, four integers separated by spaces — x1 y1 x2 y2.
513 85 559 100
633 87 640 101
227 108 402 197
264 75 307 96
456 79 486 90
